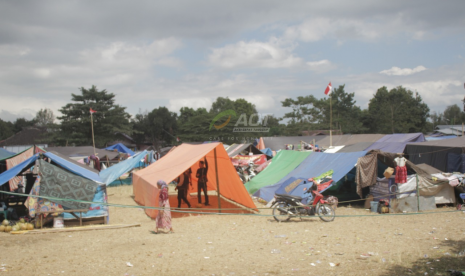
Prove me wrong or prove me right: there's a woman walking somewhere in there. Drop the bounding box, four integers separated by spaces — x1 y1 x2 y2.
154 180 174 234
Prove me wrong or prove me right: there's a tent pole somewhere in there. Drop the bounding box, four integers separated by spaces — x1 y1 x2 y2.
91 112 96 156
214 148 222 213
330 93 332 148
416 174 420 212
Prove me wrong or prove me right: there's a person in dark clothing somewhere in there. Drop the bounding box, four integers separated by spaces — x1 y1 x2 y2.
175 169 191 208
196 157 209 206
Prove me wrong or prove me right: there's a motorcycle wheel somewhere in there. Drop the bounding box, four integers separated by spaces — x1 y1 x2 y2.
316 203 335 222
272 201 292 222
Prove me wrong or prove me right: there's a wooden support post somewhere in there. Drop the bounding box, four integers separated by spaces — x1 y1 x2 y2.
214 148 222 213
416 174 420 212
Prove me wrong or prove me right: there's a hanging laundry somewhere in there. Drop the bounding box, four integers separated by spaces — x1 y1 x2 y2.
394 156 408 184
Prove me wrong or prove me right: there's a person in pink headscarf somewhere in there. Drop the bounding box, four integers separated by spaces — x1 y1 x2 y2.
154 180 174 234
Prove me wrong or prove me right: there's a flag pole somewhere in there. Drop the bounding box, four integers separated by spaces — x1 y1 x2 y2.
330 88 332 148
91 112 96 156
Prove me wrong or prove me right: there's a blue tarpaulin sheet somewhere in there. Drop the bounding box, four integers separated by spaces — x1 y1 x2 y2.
0 154 39 187
99 150 147 185
254 151 367 202
425 135 457 141
364 133 425 153
44 152 104 183
104 143 135 156
261 148 273 157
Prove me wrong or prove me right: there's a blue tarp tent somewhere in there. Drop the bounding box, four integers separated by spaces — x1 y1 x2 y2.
254 151 367 202
104 143 135 156
44 152 104 183
0 148 15 160
0 153 108 220
261 148 273 157
364 133 425 153
0 154 39 187
425 135 457 141
100 150 147 185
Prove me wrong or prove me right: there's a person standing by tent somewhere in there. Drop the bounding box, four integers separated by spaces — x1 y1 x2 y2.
175 169 192 208
154 180 174 234
196 157 210 206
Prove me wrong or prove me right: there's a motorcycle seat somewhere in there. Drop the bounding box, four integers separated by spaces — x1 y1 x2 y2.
275 193 302 201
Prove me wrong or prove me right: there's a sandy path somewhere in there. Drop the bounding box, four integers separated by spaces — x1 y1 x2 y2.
0 185 464 276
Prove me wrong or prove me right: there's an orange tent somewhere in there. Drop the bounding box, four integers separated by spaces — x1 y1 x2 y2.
257 137 265 150
133 143 257 218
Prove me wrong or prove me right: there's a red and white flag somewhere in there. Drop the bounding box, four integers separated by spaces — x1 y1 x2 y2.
324 82 332 95
176 137 180 142
90 108 97 114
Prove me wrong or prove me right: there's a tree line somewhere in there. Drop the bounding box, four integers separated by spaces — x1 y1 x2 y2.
1 85 464 148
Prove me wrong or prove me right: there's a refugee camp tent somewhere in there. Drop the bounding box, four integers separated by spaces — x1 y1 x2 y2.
260 148 273 157
0 148 15 160
99 150 147 185
364 133 425 153
133 143 257 218
415 164 455 204
254 151 367 202
260 135 327 151
0 152 108 221
226 143 264 157
46 146 121 161
43 152 108 220
104 143 135 156
316 134 385 150
404 136 465 172
356 150 456 207
337 142 377 153
244 150 311 195
0 146 45 191
425 135 457 141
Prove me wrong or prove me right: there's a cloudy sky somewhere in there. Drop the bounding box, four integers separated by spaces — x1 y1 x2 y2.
0 0 464 122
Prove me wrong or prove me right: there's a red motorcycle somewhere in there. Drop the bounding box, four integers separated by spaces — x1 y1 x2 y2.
272 186 335 222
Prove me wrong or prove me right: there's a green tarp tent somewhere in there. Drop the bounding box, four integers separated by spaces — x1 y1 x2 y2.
245 150 311 195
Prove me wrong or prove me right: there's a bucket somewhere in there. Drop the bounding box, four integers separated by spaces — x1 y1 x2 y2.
370 201 379 213
53 216 64 228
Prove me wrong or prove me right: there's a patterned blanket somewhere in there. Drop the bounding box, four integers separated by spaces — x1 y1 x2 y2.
39 160 98 210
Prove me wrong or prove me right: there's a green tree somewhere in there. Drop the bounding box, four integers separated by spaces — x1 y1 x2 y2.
0 118 14 140
280 85 364 134
208 97 260 143
313 85 365 134
12 117 36 133
177 107 212 142
133 107 178 148
262 115 284 136
366 86 430 133
443 104 463 125
34 108 55 126
56 85 131 146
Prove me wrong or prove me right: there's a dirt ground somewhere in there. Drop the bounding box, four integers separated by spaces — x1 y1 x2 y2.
1 185 464 276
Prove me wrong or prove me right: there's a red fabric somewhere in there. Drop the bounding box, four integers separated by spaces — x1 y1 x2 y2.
395 166 407 184
324 82 332 95
90 108 96 114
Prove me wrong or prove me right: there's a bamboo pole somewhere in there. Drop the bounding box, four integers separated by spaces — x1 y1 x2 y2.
416 174 420 212
91 112 96 156
214 148 221 213
330 92 332 147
